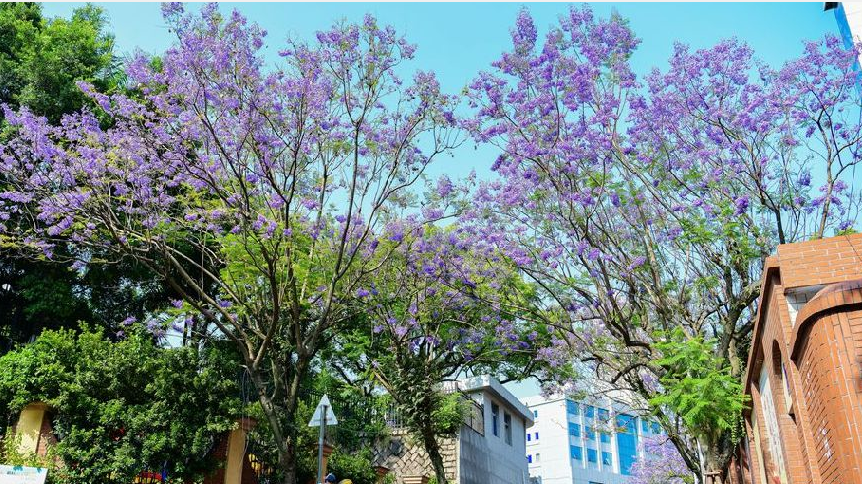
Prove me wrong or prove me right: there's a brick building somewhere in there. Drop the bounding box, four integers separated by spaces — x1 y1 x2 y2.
739 233 862 484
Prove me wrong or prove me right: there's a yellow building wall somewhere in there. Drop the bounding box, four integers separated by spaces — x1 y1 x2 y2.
15 403 47 454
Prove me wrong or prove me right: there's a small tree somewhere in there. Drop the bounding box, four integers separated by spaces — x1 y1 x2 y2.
337 226 544 484
0 5 457 483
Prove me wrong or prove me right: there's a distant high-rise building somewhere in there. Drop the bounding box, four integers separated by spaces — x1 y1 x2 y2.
522 395 664 484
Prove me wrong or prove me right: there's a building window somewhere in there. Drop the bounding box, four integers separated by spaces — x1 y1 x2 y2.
569 422 581 437
600 432 610 444
602 451 612 466
641 419 649 434
571 445 583 460
527 454 532 463
533 409 538 418
587 448 597 463
597 408 609 421
566 399 579 416
534 431 539 440
781 363 794 415
585 405 595 418
651 421 661 434
527 433 531 442
586 426 595 440
615 414 638 476
759 365 789 483
535 453 540 462
504 412 512 445
491 403 499 436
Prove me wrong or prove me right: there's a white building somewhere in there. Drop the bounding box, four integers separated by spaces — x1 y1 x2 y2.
522 395 665 484
379 375 534 484
449 375 535 484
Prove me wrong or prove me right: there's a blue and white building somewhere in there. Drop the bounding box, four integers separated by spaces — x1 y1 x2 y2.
522 395 664 484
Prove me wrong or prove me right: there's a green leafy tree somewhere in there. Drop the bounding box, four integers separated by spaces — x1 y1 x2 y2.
0 3 119 124
649 328 748 474
246 370 387 484
0 326 241 483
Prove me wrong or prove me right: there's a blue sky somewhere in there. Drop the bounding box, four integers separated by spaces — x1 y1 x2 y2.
42 2 842 182
41 2 843 397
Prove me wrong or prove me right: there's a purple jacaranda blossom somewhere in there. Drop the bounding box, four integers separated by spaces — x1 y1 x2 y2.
733 196 749 215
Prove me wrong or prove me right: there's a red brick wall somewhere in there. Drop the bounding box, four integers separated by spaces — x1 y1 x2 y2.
794 306 862 482
775 234 862 289
741 234 862 484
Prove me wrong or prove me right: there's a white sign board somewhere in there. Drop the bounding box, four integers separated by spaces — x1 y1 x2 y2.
308 394 338 427
0 465 48 484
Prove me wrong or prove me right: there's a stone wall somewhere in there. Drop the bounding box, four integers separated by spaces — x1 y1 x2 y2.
374 429 458 483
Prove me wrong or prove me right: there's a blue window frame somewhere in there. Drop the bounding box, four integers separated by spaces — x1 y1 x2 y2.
602 451 612 466
569 422 581 437
535 432 539 440
585 405 595 418
566 399 580 416
587 448 597 463
527 454 532 463
641 419 649 433
600 432 611 444
571 445 583 460
651 421 662 434
616 414 638 475
527 433 531 442
597 408 609 421
586 426 595 440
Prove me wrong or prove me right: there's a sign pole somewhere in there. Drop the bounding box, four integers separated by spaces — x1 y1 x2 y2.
309 394 336 484
316 405 327 484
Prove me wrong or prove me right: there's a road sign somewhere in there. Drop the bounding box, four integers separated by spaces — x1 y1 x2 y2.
309 395 338 484
308 394 338 427
0 465 48 484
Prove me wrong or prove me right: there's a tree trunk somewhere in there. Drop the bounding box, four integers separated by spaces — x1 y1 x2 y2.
421 425 448 484
281 438 297 484
700 437 732 484
247 362 303 484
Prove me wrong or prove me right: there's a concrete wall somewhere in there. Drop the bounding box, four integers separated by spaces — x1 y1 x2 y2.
525 398 573 484
458 391 529 484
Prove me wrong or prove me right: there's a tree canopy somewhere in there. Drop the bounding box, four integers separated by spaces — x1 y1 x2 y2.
0 326 241 483
1 4 860 484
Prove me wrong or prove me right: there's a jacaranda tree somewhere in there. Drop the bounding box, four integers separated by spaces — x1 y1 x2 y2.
0 4 458 483
336 225 546 483
465 6 861 482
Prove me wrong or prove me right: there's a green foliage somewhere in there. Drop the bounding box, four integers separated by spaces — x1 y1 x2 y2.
245 370 387 484
0 4 161 352
0 326 241 483
649 328 748 445
0 432 58 471
0 3 119 123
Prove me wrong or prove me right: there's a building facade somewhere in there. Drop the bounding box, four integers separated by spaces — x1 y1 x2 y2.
522 395 664 484
737 233 862 484
826 2 862 52
377 375 534 484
